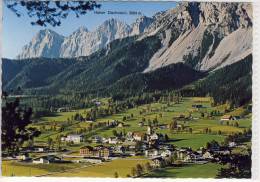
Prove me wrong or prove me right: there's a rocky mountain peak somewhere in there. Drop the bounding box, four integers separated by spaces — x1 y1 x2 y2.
131 16 154 35
143 2 252 73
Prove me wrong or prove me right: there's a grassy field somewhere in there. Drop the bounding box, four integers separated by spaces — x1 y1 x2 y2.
49 156 149 177
29 96 251 150
2 160 87 177
144 163 223 178
166 133 225 150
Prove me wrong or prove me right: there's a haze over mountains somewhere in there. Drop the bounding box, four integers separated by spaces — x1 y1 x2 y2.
4 2 252 104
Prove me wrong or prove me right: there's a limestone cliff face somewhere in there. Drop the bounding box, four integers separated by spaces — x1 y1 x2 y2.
16 29 64 59
16 17 153 59
143 2 252 72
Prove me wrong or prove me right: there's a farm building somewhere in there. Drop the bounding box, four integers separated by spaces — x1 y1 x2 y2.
145 149 159 157
202 151 214 159
91 135 102 143
108 137 119 144
160 149 173 157
133 132 145 141
138 121 144 127
64 134 84 143
221 115 233 121
117 122 125 128
32 155 61 164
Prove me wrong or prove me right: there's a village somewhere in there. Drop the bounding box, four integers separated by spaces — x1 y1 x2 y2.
2 97 252 177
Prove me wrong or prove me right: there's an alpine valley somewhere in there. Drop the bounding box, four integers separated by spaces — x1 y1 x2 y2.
2 2 253 178
3 2 252 106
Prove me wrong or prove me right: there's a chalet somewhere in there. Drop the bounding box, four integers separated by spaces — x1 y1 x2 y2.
128 144 136 151
175 148 191 160
221 115 233 121
34 146 48 152
114 146 126 154
138 121 144 127
20 146 48 153
228 142 237 148
158 144 174 151
184 152 203 162
160 149 173 157
61 136 67 142
150 133 159 140
107 120 117 127
214 149 231 155
117 122 124 128
32 155 61 164
145 149 159 157
102 137 109 143
16 154 30 161
126 134 134 142
92 135 102 143
133 132 145 141
151 157 165 168
202 151 214 160
65 134 83 143
177 124 183 129
147 126 153 135
80 145 110 159
108 137 119 144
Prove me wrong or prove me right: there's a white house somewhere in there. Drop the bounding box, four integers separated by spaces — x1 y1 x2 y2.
117 122 124 128
161 150 172 157
34 146 48 152
202 151 214 159
91 135 102 143
150 133 159 140
16 154 29 161
221 115 233 121
33 157 50 164
145 149 159 157
228 142 237 148
32 155 61 164
65 134 83 143
108 137 118 144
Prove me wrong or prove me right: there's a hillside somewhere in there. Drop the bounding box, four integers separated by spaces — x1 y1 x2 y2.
180 54 252 106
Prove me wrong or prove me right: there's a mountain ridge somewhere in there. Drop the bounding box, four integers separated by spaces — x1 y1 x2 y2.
16 16 154 59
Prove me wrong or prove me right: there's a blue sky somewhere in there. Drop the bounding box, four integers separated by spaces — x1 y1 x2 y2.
2 1 176 59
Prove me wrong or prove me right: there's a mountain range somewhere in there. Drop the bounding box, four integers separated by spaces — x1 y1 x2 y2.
16 16 154 59
3 2 252 106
